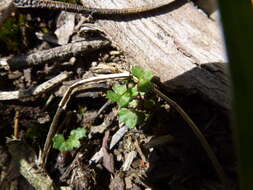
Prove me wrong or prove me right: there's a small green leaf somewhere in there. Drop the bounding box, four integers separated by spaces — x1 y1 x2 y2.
53 128 87 152
131 66 145 79
132 66 153 80
53 134 65 150
60 142 72 152
67 135 81 149
132 67 153 93
107 90 120 102
119 108 138 129
118 92 132 107
41 27 49 34
112 84 127 95
70 128 87 139
128 99 138 108
129 85 138 97
142 70 153 81
138 79 153 93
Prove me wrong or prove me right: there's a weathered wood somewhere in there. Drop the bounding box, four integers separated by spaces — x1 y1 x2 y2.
81 0 230 110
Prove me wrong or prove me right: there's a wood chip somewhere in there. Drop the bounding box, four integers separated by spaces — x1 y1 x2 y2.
102 131 115 173
55 12 75 45
122 151 137 171
109 126 128 150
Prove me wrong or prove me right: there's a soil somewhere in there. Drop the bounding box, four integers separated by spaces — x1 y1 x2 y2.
0 7 238 190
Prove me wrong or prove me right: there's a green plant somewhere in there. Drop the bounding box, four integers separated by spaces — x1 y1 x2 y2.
106 66 155 128
52 128 87 152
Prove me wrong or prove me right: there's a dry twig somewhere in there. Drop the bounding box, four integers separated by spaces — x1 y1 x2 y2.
0 72 70 101
0 40 110 70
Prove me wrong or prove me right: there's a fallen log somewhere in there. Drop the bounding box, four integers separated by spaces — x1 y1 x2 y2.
81 0 230 110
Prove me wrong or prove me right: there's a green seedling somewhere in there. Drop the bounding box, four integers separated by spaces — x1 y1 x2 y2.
131 66 153 93
53 128 87 152
107 84 138 107
107 66 154 129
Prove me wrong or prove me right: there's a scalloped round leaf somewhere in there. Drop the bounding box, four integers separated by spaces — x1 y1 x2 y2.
53 134 65 150
128 99 138 108
67 135 81 149
131 66 145 79
138 80 153 93
118 92 132 107
119 108 138 129
112 84 127 95
70 127 87 139
129 85 138 97
107 90 120 102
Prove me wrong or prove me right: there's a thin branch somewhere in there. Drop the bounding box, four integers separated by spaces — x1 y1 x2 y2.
0 40 110 70
0 72 70 101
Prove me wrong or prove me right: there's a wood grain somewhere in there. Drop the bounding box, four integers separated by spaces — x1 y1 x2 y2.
82 0 230 110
